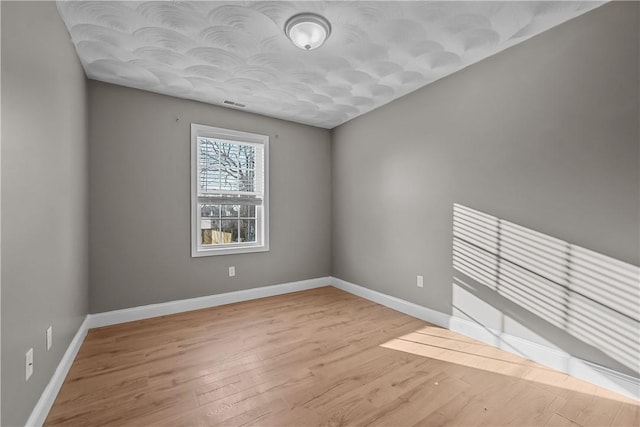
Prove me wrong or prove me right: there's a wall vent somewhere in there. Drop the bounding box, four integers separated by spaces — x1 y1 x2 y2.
223 100 246 108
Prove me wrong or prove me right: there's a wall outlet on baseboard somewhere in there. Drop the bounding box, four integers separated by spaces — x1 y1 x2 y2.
46 326 53 350
417 275 424 288
26 348 33 381
229 266 236 277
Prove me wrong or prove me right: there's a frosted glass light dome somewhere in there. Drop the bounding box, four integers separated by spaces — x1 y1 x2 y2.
285 13 331 51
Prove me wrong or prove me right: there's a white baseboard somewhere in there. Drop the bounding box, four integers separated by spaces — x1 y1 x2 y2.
87 277 331 329
331 276 640 401
448 316 640 400
26 277 331 426
25 316 91 427
332 276 451 328
26 274 638 427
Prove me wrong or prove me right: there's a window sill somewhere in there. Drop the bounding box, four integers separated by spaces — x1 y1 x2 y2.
191 244 269 257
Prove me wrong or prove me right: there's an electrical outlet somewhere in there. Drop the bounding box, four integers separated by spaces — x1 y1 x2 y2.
26 348 33 381
417 275 424 288
46 326 53 350
229 266 236 277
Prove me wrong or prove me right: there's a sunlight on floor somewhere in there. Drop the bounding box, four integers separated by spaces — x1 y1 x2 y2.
380 325 637 404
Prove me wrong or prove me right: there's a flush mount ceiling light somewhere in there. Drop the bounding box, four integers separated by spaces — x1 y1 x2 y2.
284 13 331 51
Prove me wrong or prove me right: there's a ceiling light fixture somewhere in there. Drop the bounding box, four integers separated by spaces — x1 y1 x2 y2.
284 13 331 51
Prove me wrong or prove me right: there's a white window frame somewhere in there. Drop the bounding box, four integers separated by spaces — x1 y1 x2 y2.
191 123 269 257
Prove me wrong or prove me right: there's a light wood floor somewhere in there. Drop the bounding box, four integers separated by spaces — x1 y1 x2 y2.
46 286 638 426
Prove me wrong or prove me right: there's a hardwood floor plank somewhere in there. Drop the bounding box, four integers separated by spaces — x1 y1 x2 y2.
544 413 585 427
312 357 441 425
45 287 639 426
562 386 624 427
611 396 640 427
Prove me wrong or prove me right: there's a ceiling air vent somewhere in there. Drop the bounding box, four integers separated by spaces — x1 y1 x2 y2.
223 100 246 108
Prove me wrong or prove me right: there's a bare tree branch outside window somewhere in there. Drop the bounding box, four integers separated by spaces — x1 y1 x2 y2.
198 139 257 244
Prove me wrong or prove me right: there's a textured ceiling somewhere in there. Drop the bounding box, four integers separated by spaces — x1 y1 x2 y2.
57 1 603 129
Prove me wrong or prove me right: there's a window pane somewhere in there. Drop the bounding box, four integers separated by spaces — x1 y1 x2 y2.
199 140 220 193
201 219 220 245
198 138 256 193
239 204 255 218
201 204 220 218
200 219 219 230
221 219 238 242
220 167 240 191
221 205 239 218
239 172 254 192
239 219 256 242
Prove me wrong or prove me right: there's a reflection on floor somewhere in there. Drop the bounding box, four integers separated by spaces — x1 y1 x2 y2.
46 287 638 426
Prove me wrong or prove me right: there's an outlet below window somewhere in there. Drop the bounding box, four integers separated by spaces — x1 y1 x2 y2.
46 326 53 350
26 348 33 381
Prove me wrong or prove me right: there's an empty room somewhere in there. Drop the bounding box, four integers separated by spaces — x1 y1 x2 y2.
1 0 639 426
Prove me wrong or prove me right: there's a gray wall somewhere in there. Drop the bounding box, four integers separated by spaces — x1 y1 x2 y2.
88 81 331 313
1 2 89 426
0 2 3 423
332 2 639 376
1 1 637 424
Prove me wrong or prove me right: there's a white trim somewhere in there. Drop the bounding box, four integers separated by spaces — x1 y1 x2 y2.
26 277 331 425
191 123 270 257
447 317 640 400
331 277 450 328
87 277 329 329
330 276 640 401
25 316 90 427
25 275 639 426
0 2 3 421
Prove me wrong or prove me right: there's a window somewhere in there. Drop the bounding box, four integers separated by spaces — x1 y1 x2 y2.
191 124 269 256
